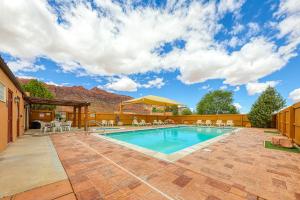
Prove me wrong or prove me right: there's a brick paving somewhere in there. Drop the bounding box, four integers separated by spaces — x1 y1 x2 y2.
2 128 300 200
49 128 300 200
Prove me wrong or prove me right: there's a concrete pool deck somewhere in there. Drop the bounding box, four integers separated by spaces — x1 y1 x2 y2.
0 135 68 198
1 127 300 199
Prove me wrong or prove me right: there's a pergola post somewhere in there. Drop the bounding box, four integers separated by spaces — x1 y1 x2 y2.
78 106 82 129
73 106 77 127
84 105 88 131
119 103 123 114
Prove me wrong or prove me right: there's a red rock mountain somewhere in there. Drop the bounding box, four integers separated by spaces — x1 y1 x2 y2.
18 78 149 113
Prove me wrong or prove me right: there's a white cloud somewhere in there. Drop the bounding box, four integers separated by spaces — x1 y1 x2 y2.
233 102 242 110
142 77 165 89
201 84 211 90
276 0 300 60
104 77 138 92
289 88 300 103
247 22 260 36
0 0 298 89
220 85 228 90
246 81 280 95
17 75 37 80
102 76 165 92
7 59 45 73
234 86 240 92
45 81 68 87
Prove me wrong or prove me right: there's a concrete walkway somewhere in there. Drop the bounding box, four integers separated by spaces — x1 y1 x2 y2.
0 135 67 198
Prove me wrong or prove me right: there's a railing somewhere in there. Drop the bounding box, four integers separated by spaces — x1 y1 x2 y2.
276 102 300 145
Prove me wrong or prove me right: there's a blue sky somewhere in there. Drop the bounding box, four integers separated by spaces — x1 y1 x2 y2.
0 0 300 113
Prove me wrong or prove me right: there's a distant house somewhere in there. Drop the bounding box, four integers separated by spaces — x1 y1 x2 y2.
0 57 27 151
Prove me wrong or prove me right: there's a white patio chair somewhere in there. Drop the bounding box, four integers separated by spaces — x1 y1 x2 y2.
64 121 72 131
196 120 204 126
216 120 225 127
53 122 63 133
139 120 147 126
40 121 51 133
226 120 234 127
108 120 114 126
153 120 159 125
158 120 165 125
132 119 139 126
101 120 108 126
205 120 212 126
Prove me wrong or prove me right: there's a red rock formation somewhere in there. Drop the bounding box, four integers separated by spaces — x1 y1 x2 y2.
18 78 150 113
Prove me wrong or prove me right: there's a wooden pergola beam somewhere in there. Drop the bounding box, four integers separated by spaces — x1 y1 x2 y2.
24 96 90 107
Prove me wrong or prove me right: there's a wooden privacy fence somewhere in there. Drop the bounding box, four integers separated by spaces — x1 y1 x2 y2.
67 112 250 127
30 110 251 127
30 110 55 124
276 102 300 145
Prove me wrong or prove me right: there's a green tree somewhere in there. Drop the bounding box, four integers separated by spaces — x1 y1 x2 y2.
181 108 192 115
196 90 238 114
22 79 55 110
248 86 285 128
171 105 179 116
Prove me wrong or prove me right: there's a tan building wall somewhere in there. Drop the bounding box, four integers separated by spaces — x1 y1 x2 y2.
0 68 25 151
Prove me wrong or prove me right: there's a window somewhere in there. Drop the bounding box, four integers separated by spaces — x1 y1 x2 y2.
0 82 5 102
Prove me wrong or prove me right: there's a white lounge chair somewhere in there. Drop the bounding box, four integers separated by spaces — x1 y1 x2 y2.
158 120 165 125
132 119 140 126
139 120 147 126
205 120 212 126
153 120 159 125
226 120 234 127
196 120 204 126
101 120 108 126
108 120 114 126
215 120 225 127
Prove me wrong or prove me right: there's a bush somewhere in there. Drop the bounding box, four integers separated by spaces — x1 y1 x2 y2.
181 108 192 115
248 87 285 128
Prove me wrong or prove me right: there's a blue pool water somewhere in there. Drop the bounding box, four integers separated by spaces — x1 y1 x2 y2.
104 126 233 154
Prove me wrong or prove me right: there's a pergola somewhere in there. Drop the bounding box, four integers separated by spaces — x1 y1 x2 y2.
24 96 91 131
119 95 181 115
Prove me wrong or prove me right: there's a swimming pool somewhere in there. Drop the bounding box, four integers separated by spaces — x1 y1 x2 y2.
103 126 233 154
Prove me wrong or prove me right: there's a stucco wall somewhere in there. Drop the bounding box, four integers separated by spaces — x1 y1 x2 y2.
0 68 25 151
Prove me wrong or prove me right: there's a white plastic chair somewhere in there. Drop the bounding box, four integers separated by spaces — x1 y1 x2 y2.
153 120 159 125
101 120 108 126
108 120 114 126
64 121 72 131
132 119 139 126
140 120 147 126
216 120 225 127
53 122 63 133
196 120 203 126
158 120 165 125
205 120 212 126
226 120 234 127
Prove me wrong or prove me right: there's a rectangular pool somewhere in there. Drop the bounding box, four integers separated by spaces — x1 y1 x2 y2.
103 126 233 154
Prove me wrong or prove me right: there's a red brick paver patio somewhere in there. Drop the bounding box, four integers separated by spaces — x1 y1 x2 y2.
49 128 300 200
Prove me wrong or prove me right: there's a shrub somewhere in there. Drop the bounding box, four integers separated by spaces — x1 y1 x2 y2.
248 87 285 128
181 108 192 115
